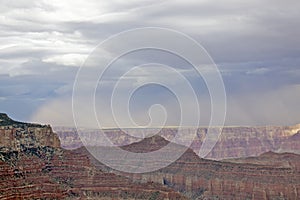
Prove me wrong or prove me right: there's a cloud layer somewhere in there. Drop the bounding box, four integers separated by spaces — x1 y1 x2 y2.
1 0 300 126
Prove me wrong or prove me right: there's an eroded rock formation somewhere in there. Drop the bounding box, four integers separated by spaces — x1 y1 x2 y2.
0 113 60 152
0 113 186 199
54 125 300 160
1 113 299 199
82 135 300 200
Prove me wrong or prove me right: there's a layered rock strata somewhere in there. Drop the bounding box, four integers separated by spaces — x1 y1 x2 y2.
0 113 186 199
82 135 300 200
54 125 300 159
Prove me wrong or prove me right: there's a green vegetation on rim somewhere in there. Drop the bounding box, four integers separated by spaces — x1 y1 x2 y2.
0 113 47 127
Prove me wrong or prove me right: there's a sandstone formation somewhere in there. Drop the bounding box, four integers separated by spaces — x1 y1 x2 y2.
54 125 300 160
82 135 300 200
0 113 186 199
224 151 300 171
0 148 185 199
0 113 60 152
201 125 300 159
1 113 300 199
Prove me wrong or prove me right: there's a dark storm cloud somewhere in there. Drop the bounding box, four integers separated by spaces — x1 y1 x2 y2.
139 0 300 66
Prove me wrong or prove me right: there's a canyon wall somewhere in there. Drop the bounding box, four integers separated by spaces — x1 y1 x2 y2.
1 113 299 199
55 124 300 160
0 147 185 199
0 114 186 199
83 135 300 200
0 113 60 152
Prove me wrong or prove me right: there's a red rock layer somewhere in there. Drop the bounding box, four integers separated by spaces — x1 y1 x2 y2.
0 148 186 200
82 136 300 200
0 126 60 151
0 153 67 199
54 125 300 160
0 114 186 200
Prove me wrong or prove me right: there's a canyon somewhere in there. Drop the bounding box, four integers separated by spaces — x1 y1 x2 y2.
55 125 300 160
0 113 186 200
0 113 299 199
83 135 300 200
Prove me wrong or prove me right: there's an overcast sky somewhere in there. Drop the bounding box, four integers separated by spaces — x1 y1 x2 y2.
0 0 300 127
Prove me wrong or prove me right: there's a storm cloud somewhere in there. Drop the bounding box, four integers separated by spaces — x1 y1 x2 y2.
0 0 299 126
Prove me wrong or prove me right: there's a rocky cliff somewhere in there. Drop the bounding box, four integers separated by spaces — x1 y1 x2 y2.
82 135 300 200
0 147 185 199
2 113 299 199
0 113 60 152
54 125 300 159
0 113 186 199
201 125 300 159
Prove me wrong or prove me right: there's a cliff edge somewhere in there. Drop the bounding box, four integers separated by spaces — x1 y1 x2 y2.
0 113 60 152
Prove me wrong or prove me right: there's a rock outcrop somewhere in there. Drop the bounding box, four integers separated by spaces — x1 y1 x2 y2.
54 125 300 160
0 113 186 199
0 113 60 152
1 113 299 199
82 135 300 200
224 151 300 171
201 125 300 159
0 147 185 199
